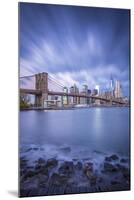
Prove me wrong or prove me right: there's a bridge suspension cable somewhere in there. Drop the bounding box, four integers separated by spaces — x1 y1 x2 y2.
48 75 65 87
19 74 35 79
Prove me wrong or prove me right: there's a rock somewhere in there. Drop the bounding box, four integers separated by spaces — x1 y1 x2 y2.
59 147 71 153
38 174 49 187
75 161 83 170
20 158 28 168
72 158 78 161
90 175 97 185
33 147 38 151
83 162 93 174
120 158 129 163
116 164 130 181
26 148 32 152
105 157 112 162
105 154 119 162
86 169 92 178
59 161 74 175
35 163 48 175
103 162 118 172
98 177 103 183
37 158 46 165
46 158 58 168
50 173 68 186
111 180 120 185
110 154 119 160
23 170 36 179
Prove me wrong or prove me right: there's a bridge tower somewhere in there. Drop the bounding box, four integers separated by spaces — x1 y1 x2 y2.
35 72 48 107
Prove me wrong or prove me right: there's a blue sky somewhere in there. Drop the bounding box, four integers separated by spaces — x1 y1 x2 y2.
19 3 130 96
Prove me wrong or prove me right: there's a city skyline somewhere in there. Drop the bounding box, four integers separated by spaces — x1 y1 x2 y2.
20 3 130 97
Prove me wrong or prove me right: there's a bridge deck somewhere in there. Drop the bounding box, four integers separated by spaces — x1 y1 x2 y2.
20 88 125 104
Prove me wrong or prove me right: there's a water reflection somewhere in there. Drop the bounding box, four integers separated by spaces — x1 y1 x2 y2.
20 108 129 155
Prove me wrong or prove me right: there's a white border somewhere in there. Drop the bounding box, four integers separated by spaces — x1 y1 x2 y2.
0 0 133 199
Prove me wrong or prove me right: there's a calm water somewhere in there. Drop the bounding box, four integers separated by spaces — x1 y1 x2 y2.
20 107 130 157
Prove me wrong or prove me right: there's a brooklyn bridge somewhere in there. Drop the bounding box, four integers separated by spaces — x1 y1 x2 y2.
20 72 126 108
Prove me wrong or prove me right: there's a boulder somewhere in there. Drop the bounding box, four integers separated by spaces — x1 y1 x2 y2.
111 180 120 185
75 161 83 170
38 174 49 187
35 163 48 175
110 154 119 160
23 170 36 179
58 161 74 175
50 173 68 186
46 158 58 168
37 158 46 165
116 164 130 181
120 158 129 163
90 175 97 186
103 162 118 172
20 158 28 168
33 147 38 151
83 162 93 174
59 147 71 153
105 154 119 162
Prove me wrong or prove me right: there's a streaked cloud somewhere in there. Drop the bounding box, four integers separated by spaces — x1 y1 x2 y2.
19 3 130 96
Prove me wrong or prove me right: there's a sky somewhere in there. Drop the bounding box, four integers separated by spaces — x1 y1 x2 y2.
19 3 130 96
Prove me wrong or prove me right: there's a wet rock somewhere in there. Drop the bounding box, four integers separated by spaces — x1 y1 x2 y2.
82 157 91 161
72 158 78 162
59 161 74 175
37 158 46 165
110 154 119 160
90 175 97 186
38 174 49 187
120 158 129 163
26 148 32 152
86 169 93 179
83 162 93 173
33 147 38 151
46 158 58 168
105 154 119 162
116 164 128 173
50 173 68 186
116 164 130 181
20 158 28 168
105 157 112 162
59 147 71 153
111 180 120 185
35 163 48 175
103 162 118 172
75 161 83 170
98 177 103 183
20 189 29 197
23 170 36 179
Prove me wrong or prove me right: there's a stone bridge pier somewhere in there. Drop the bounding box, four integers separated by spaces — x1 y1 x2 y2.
35 72 48 107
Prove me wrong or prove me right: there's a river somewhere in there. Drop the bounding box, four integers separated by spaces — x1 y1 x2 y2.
20 107 130 160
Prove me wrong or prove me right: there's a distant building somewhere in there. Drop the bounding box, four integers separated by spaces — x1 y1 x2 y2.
87 89 91 95
70 84 79 94
93 89 98 96
110 74 114 97
63 87 68 105
69 84 79 104
95 85 100 95
82 85 88 94
114 80 122 98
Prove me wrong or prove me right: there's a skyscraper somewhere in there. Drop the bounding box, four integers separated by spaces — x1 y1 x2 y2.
114 80 122 98
110 74 114 97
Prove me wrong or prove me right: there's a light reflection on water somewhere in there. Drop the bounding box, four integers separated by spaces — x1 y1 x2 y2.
20 107 130 156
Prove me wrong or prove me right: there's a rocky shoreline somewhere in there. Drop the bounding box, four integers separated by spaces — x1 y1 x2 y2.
19 153 130 197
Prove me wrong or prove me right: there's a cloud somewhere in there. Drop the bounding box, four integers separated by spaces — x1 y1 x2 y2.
19 3 130 96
